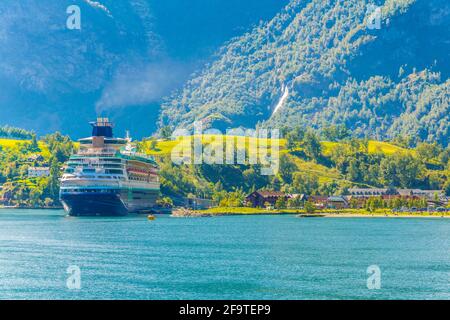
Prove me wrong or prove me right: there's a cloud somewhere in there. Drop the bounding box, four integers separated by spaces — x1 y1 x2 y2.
83 0 112 17
96 60 189 113
129 0 161 51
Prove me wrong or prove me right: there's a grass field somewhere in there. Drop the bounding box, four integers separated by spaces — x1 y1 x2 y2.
0 138 50 158
322 140 410 156
143 135 286 156
367 141 410 155
2 136 406 158
290 156 342 183
143 139 181 156
139 136 424 187
0 138 23 148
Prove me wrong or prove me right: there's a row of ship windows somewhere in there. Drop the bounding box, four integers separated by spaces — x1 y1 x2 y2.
65 168 124 175
64 175 156 184
66 166 123 170
66 168 155 178
128 176 159 182
69 159 123 164
64 175 125 181
62 189 116 193
79 140 126 145
67 163 123 168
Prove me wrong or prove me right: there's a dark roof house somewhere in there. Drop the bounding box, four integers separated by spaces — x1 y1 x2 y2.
327 196 349 209
245 190 288 207
348 188 393 197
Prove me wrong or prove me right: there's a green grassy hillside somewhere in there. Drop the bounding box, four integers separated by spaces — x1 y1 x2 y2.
139 135 449 197
143 136 407 157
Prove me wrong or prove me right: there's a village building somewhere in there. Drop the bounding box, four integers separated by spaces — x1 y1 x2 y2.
289 194 306 201
27 167 50 178
327 196 349 209
346 188 448 208
349 188 445 200
396 189 445 200
346 195 366 208
348 188 395 197
245 190 289 208
307 195 328 209
245 188 448 209
183 197 216 210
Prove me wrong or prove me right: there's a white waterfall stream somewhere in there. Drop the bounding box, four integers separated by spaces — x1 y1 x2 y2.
272 85 289 116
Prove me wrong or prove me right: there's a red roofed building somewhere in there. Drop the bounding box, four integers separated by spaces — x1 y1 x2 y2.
245 190 289 208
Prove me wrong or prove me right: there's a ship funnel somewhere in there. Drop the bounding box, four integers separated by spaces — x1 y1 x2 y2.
90 117 114 138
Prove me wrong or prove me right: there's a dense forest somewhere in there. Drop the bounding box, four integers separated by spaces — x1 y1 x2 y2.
0 126 34 140
159 0 449 146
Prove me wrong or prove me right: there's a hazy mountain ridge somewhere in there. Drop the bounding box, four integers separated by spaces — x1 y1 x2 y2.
159 0 449 146
0 0 288 138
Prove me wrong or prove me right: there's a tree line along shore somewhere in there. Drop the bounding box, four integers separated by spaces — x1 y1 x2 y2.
172 207 450 218
0 124 449 213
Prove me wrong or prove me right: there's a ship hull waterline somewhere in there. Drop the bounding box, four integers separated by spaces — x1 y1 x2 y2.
61 193 128 216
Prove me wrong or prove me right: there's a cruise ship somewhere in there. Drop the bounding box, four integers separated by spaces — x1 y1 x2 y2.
60 118 160 216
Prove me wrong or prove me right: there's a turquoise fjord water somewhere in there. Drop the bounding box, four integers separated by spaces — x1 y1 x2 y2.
0 210 448 300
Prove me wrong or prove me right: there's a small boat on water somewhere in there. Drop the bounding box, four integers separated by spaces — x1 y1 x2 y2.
147 214 156 221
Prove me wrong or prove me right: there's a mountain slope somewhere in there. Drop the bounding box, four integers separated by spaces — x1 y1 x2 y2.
0 0 288 138
159 0 449 146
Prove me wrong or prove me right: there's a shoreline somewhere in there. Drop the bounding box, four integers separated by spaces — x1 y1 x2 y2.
308 213 449 219
172 207 450 218
0 207 448 219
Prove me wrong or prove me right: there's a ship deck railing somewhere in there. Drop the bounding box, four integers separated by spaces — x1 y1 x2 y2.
76 148 117 157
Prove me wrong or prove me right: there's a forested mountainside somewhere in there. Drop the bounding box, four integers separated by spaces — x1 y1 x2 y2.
159 0 450 146
0 0 288 138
